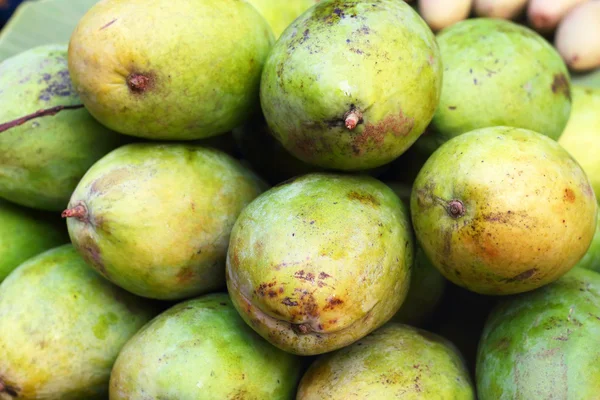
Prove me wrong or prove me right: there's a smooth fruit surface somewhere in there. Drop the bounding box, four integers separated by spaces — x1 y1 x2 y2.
65 143 266 300
109 293 303 400
0 199 67 282
68 0 274 140
246 0 320 38
0 244 156 400
558 86 600 202
411 126 597 295
419 18 572 155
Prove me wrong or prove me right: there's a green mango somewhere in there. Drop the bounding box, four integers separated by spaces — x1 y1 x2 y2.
0 244 158 400
0 199 68 282
297 323 475 399
109 292 303 399
68 0 274 140
0 44 123 211
558 86 600 202
260 0 442 171
64 143 267 300
226 173 414 355
476 268 600 399
411 126 598 295
417 18 572 156
246 0 321 39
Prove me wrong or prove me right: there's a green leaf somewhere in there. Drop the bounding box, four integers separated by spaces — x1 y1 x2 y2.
0 0 99 62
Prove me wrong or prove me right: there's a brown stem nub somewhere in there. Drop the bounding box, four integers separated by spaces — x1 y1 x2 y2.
344 111 362 130
292 323 311 335
447 200 465 218
127 73 152 93
61 204 87 221
0 105 84 134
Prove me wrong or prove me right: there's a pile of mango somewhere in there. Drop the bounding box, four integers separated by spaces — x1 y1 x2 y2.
0 0 599 399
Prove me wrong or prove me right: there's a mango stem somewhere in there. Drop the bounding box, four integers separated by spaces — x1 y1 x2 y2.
61 204 88 221
0 105 84 133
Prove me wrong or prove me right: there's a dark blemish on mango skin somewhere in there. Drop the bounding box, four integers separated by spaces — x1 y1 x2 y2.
347 190 380 206
563 188 576 203
323 297 344 311
38 69 74 101
504 268 538 283
0 379 19 397
100 18 118 30
127 72 156 94
176 267 195 283
551 74 571 101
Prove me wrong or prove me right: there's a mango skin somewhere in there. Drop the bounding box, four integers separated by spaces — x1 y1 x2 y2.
0 244 157 400
418 18 572 155
386 182 446 326
297 323 475 399
226 173 413 355
574 209 600 273
246 0 321 39
68 0 274 140
0 199 68 282
0 44 122 211
476 268 600 399
558 86 600 202
109 293 303 400
65 143 266 300
411 126 598 295
260 0 442 171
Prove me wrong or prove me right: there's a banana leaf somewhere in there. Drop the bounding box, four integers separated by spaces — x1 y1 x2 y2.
0 0 98 62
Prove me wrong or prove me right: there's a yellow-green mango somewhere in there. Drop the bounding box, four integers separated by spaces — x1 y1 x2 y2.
417 18 572 156
411 126 597 295
109 293 303 400
297 323 475 399
558 86 600 202
68 0 274 140
260 0 442 171
0 44 122 211
246 0 321 39
0 244 157 400
226 173 413 355
64 143 266 300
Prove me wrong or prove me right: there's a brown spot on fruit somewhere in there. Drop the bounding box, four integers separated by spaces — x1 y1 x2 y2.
0 379 18 397
176 267 195 283
77 239 107 277
505 268 538 283
323 297 344 311
127 72 155 94
282 297 298 306
100 18 117 30
563 188 576 203
292 323 311 334
347 190 380 206
319 272 332 279
267 290 278 298
551 73 571 100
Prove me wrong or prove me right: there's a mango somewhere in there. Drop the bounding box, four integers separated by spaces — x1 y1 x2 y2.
63 143 266 300
0 44 122 211
0 199 67 282
476 267 600 399
110 293 303 400
297 323 475 399
68 0 274 140
246 0 320 39
260 0 442 171
0 244 157 400
411 126 597 295
226 173 413 355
